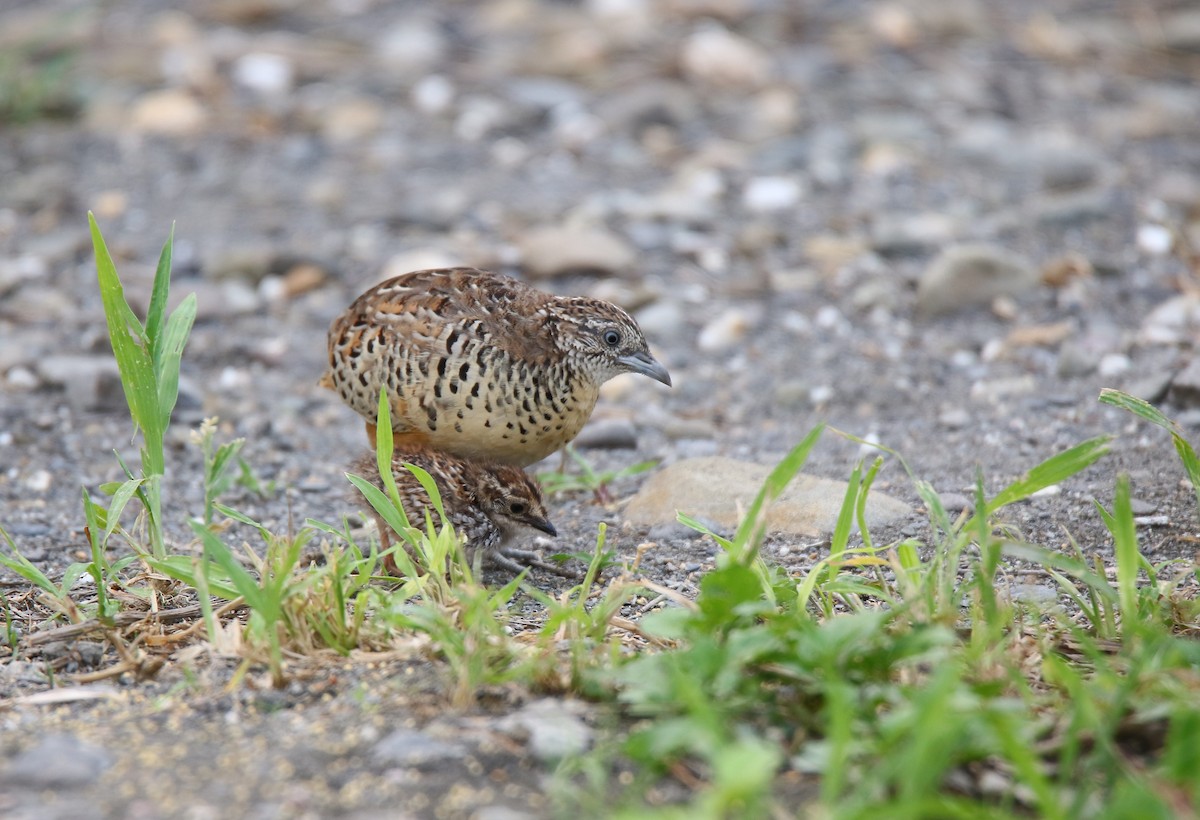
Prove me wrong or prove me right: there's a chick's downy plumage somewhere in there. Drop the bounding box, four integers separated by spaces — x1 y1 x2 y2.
352 445 562 575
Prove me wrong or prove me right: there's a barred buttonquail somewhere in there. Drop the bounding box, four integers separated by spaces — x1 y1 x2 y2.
322 267 671 466
352 446 564 575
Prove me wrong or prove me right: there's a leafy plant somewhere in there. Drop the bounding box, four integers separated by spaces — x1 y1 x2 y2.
91 214 196 559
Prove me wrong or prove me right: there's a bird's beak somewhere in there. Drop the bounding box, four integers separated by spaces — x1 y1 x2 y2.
528 516 558 537
617 350 672 386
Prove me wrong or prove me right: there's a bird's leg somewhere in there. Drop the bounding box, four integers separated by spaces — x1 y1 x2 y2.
491 546 581 578
366 422 378 450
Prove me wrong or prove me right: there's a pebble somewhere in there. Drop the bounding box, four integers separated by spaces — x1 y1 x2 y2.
679 24 771 89
1138 295 1200 346
1136 224 1174 256
871 212 956 256
916 243 1040 316
741 175 803 212
696 307 754 352
411 75 455 114
34 355 124 412
371 729 465 767
24 469 53 493
322 97 384 143
624 456 911 536
646 521 708 541
939 407 971 429
969 376 1038 403
130 89 208 136
4 366 38 391
2 734 113 787
519 225 636 279
375 18 447 77
232 52 294 95
496 699 592 761
633 300 687 340
1169 358 1200 408
573 419 638 450
1009 584 1058 607
1097 354 1131 379
936 492 974 514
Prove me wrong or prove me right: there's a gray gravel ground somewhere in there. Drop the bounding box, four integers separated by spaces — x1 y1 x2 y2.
2 0 1200 815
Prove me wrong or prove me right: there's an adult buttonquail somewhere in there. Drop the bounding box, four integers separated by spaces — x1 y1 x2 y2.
322 267 671 466
352 446 564 575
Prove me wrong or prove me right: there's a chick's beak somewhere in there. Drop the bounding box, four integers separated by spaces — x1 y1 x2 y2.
528 516 558 537
617 350 672 386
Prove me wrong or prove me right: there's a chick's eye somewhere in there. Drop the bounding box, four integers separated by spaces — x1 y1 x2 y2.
509 501 527 515
603 329 621 347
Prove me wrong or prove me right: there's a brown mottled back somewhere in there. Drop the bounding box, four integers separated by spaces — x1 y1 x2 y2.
323 267 670 466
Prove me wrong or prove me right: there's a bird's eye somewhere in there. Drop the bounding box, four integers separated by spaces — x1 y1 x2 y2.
509 501 527 515
603 329 621 347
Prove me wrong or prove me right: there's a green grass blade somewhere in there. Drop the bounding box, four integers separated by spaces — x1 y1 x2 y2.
1108 475 1140 628
155 294 196 434
89 213 163 470
730 423 825 562
187 520 269 614
829 461 861 562
102 478 145 541
1100 389 1200 513
145 224 175 356
982 435 1112 518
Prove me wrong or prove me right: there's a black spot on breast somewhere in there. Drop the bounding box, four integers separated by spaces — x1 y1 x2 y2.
437 358 447 378
459 362 470 381
449 381 459 394
454 422 463 433
433 382 442 398
506 421 515 430
470 383 480 398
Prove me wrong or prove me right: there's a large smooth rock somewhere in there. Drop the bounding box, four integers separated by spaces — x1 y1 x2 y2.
625 457 911 536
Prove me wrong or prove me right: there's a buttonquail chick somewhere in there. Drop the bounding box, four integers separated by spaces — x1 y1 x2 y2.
352 446 564 575
322 267 671 466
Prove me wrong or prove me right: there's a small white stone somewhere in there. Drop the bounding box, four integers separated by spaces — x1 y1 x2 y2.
742 176 802 212
232 52 293 95
680 24 771 88
1097 353 1131 378
814 305 846 331
25 469 52 493
411 75 455 114
5 366 38 390
697 307 752 352
1031 484 1061 499
858 431 883 458
217 367 250 391
810 385 835 405
382 249 462 279
1137 224 1173 256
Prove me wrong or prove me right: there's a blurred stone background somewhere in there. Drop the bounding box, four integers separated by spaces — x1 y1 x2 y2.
2 0 1200 561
